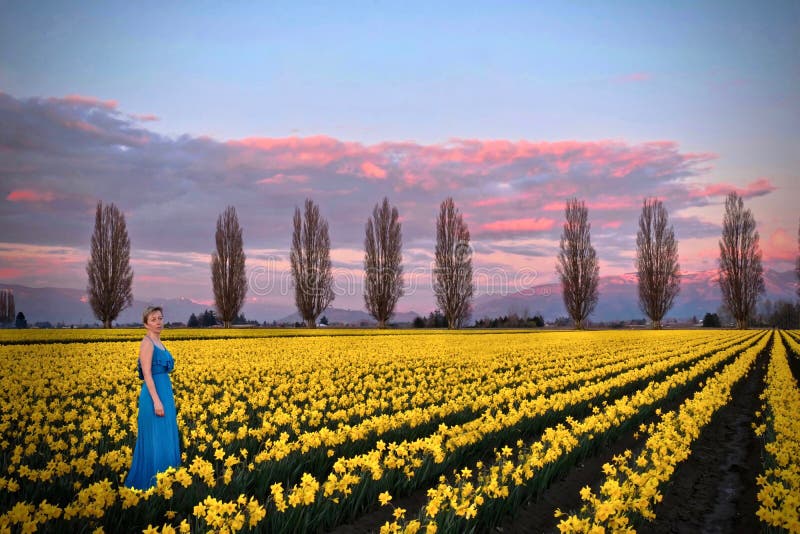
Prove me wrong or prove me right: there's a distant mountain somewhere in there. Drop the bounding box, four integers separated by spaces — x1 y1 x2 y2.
471 269 798 323
275 308 420 326
0 282 417 326
1 269 795 326
0 283 217 326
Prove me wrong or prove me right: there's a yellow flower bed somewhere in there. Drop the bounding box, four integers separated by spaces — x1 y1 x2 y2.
557 330 770 532
755 331 800 532
0 326 506 345
0 329 766 532
386 330 765 532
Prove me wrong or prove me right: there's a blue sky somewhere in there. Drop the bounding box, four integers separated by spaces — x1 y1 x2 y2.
3 1 797 145
0 1 797 314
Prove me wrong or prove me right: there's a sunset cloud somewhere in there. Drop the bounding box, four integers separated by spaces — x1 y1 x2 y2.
7 189 56 203
0 91 787 311
688 177 776 200
472 196 516 208
542 196 637 213
588 197 638 211
762 228 795 261
59 94 118 110
256 173 309 185
227 135 362 169
480 218 556 234
360 161 388 179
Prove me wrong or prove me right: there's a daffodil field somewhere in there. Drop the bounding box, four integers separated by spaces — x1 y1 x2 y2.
1 329 798 533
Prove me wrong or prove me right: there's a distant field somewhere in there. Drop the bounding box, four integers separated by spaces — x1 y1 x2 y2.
1 329 798 532
0 327 551 345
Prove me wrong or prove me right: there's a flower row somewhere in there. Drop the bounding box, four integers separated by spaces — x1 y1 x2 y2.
556 330 769 532
385 330 768 532
0 330 754 532
755 331 800 532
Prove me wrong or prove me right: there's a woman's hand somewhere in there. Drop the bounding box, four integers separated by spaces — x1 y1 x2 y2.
154 399 165 417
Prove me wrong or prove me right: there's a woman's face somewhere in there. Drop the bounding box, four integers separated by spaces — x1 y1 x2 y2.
146 311 164 333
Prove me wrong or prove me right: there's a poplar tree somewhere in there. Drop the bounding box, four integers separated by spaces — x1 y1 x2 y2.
0 289 14 324
211 206 247 328
636 198 681 329
719 192 764 329
291 199 334 328
86 201 133 328
433 198 474 329
364 197 404 328
556 198 599 329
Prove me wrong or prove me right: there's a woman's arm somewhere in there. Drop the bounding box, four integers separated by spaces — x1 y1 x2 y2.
139 339 165 417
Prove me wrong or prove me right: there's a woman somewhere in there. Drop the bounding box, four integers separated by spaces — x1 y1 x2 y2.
124 306 181 489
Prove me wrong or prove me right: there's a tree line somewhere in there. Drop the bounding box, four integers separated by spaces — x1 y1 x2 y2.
84 191 798 330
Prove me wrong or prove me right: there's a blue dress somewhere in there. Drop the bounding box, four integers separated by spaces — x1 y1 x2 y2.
124 338 181 490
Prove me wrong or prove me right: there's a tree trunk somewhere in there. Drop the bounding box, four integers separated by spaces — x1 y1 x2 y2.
736 318 747 329
377 319 386 329
223 320 231 328
653 320 662 330
306 318 316 328
103 319 112 328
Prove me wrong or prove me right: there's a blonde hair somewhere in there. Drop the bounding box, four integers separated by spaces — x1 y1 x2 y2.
142 306 163 325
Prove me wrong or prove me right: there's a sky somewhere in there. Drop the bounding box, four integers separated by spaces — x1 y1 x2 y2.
0 1 798 316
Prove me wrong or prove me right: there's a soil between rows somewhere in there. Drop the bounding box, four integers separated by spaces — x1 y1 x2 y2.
328 337 769 534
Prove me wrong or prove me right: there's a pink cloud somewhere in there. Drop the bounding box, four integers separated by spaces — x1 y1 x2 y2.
0 244 86 285
360 161 387 179
427 139 710 181
223 136 715 200
542 202 564 212
397 170 438 191
6 189 56 203
762 228 795 261
227 135 363 168
480 218 556 233
473 196 514 208
689 177 776 200
13 90 782 307
541 196 636 213
0 268 25 278
587 197 637 211
58 94 118 110
257 173 309 185
63 120 104 135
